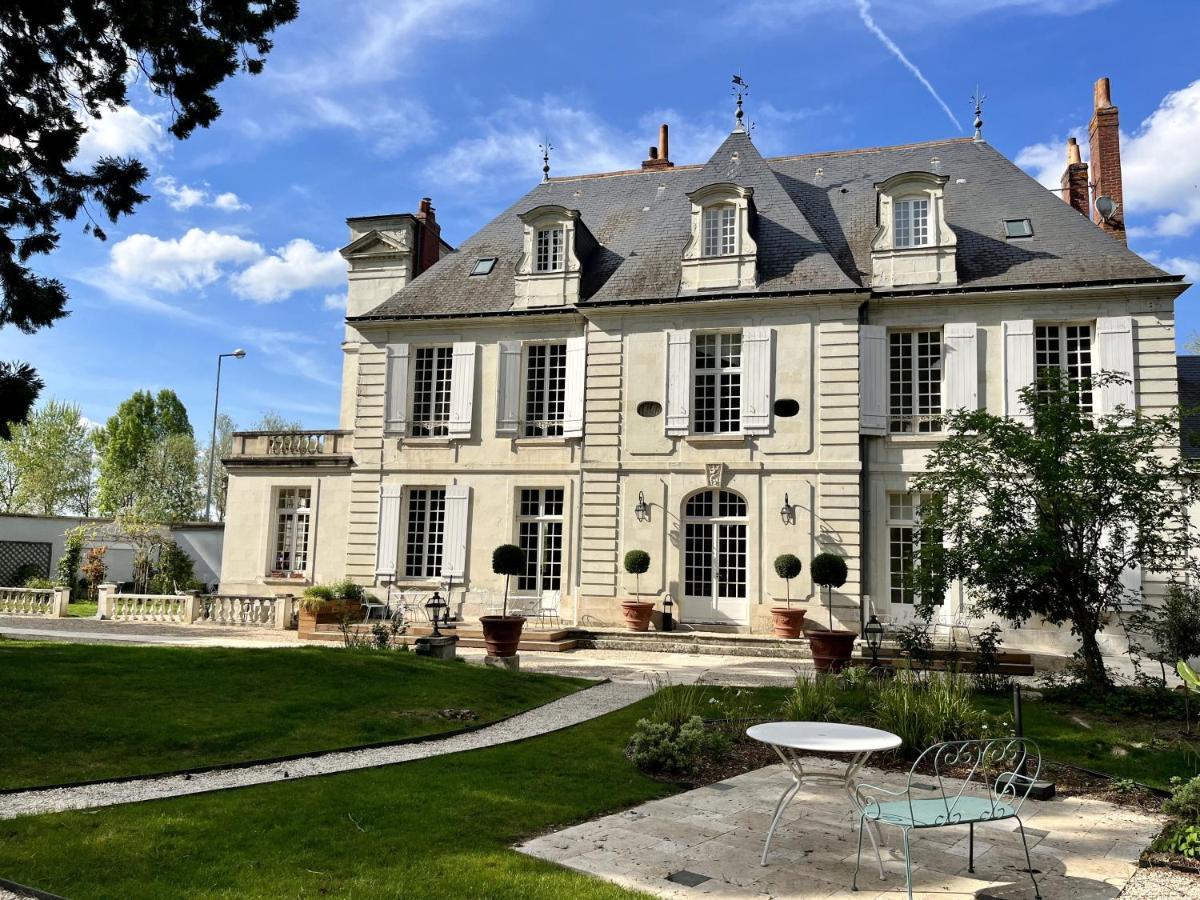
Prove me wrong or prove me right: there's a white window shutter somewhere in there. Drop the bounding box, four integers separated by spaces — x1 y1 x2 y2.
741 326 773 435
385 344 410 435
1003 320 1035 424
665 329 691 436
375 484 403 578
496 341 522 436
942 323 978 414
441 485 471 578
448 342 476 438
859 325 887 435
563 336 586 438
1095 316 1136 416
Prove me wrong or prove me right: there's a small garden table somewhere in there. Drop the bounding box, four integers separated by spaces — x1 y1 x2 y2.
746 721 902 871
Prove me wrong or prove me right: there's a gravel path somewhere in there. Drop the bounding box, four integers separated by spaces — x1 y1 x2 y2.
1120 866 1200 899
0 679 649 822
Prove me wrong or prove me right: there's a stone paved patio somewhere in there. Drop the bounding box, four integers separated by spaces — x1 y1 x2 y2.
519 758 1163 899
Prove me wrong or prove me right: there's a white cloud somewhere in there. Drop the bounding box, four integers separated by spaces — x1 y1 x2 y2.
322 292 348 311
75 103 169 166
230 240 345 303
1015 127 1089 189
109 228 264 292
155 176 251 213
1142 251 1199 285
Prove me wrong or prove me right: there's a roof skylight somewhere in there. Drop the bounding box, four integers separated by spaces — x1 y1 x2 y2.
470 257 497 276
1004 218 1033 239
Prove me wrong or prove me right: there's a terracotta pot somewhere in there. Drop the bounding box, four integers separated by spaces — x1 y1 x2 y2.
620 600 656 632
297 599 362 635
807 629 858 673
479 615 526 657
770 607 807 639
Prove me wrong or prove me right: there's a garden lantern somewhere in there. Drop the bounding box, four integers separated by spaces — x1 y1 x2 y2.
425 592 447 636
780 493 794 524
634 491 650 522
662 594 674 632
864 615 885 668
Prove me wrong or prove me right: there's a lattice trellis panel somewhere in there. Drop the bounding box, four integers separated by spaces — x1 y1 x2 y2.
0 541 52 587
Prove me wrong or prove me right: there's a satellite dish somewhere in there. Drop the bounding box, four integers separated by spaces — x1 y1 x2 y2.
1095 195 1121 222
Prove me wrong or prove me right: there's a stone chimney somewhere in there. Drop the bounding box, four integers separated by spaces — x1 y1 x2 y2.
1088 77 1126 242
414 197 443 275
1060 137 1090 217
642 123 673 170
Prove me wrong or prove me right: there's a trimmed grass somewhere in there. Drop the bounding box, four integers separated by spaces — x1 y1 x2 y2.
0 701 669 900
65 600 97 618
0 641 585 790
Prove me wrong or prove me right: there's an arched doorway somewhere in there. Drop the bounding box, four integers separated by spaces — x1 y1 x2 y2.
682 488 748 624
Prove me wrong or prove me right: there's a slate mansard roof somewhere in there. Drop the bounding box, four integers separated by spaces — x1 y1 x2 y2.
354 130 1180 322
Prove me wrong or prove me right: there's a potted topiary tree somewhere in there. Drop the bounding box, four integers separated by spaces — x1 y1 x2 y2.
621 549 655 632
807 552 856 672
480 544 526 657
770 554 806 639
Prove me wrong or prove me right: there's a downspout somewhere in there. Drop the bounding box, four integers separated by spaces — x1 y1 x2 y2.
858 299 870 634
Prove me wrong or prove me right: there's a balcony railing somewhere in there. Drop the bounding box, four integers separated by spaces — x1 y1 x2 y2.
228 430 353 460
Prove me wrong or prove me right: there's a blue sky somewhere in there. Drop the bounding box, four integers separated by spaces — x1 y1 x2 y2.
4 0 1198 432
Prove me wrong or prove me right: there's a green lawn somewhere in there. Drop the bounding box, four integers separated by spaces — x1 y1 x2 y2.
66 600 97 617
0 641 585 790
0 701 669 900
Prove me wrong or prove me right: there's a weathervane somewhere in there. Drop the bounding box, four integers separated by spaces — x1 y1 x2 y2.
732 74 749 133
539 139 554 182
971 86 986 142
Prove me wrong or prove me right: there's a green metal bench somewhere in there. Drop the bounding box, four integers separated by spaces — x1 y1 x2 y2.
851 737 1043 899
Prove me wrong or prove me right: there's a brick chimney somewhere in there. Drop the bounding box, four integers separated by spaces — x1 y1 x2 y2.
414 197 443 275
1060 137 1090 217
641 123 673 170
1088 77 1126 242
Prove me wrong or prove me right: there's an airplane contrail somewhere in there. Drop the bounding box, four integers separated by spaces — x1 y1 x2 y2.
855 0 963 132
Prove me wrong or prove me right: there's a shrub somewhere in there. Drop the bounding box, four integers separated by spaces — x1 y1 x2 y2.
330 579 365 602
23 576 56 590
81 546 107 600
1165 775 1200 825
872 671 1001 760
1129 584 1200 685
629 715 725 777
645 674 709 730
623 549 650 599
774 554 802 605
150 541 197 594
1164 824 1200 859
9 562 42 587
971 623 1010 694
895 622 934 673
56 527 86 593
811 553 848 588
781 671 843 722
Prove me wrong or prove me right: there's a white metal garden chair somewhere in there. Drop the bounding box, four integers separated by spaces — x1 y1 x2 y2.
535 590 561 628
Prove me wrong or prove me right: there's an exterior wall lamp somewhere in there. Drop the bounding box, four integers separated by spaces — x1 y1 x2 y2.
864 614 885 669
634 491 650 522
780 493 795 525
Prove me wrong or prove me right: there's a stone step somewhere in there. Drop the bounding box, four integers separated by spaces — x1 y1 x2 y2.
301 622 578 653
581 636 813 659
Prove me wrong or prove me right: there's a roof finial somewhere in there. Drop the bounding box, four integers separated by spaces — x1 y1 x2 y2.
539 139 553 182
971 86 986 143
732 74 748 133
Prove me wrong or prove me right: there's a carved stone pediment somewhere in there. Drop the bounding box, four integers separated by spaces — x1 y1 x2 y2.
705 463 727 487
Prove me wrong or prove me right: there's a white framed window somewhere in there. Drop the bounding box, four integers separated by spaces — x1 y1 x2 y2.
1035 323 1093 413
523 342 567 437
693 331 741 434
410 346 453 437
535 226 563 272
683 489 748 604
273 487 312 575
893 198 930 248
887 492 939 607
889 330 942 434
404 488 446 578
702 205 737 257
515 488 564 594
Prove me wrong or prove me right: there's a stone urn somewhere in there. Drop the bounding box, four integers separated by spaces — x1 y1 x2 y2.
620 600 656 632
479 615 525 657
807 628 858 673
770 607 807 639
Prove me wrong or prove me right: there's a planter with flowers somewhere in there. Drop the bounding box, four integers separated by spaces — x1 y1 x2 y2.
297 579 364 636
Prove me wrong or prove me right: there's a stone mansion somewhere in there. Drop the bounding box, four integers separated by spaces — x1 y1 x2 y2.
219 78 1187 648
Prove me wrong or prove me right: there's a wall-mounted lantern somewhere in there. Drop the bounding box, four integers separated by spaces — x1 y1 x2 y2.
780 493 795 525
634 491 651 522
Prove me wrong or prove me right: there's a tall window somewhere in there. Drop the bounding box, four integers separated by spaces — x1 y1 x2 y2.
889 330 942 434
693 331 741 434
887 492 939 607
683 489 748 603
893 198 930 248
410 346 453 437
516 488 563 594
1035 323 1093 413
273 487 311 574
702 205 737 257
523 343 567 437
535 226 563 272
404 488 446 578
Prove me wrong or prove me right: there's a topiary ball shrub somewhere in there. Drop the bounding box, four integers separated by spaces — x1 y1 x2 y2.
492 544 525 576
774 553 802 580
811 552 848 588
624 550 650 575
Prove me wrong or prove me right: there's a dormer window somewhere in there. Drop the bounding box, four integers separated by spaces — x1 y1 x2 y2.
702 205 737 257
870 171 957 289
514 205 596 308
682 183 757 291
535 227 564 272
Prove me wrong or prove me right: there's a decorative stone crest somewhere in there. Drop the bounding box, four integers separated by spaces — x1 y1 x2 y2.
706 463 726 488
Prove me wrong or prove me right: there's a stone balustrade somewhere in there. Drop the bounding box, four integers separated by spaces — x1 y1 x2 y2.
96 584 294 629
0 587 70 617
227 430 352 460
199 594 295 629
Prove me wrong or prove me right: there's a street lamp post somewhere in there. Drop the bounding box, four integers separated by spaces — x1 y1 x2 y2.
206 349 246 520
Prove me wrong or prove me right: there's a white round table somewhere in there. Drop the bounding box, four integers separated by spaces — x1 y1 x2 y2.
746 722 902 871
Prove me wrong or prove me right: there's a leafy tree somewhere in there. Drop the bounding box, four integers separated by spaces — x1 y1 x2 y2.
197 413 235 520
0 1 299 437
149 540 198 594
1128 583 1200 685
0 438 21 513
6 400 94 515
81 545 107 600
911 371 1198 691
253 411 304 432
56 526 86 593
95 389 199 520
